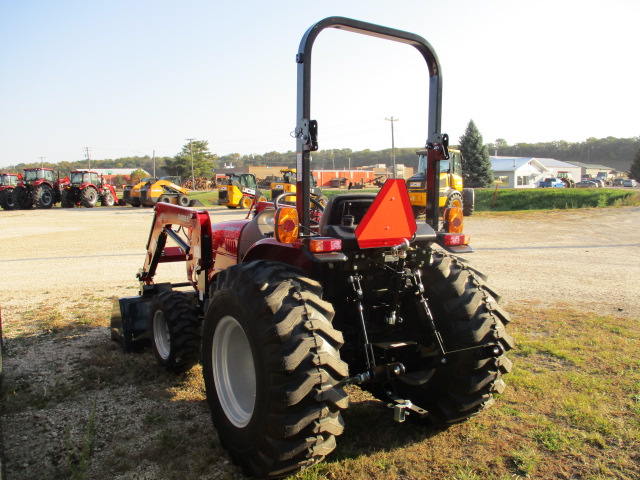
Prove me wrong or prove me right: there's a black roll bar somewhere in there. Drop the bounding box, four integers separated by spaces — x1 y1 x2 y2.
294 16 443 231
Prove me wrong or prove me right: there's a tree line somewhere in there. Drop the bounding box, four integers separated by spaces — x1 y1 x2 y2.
5 132 639 181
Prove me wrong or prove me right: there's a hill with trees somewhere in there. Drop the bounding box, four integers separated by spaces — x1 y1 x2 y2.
5 136 638 177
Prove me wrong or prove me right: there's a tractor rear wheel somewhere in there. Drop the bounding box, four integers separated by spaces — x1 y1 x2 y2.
101 190 115 207
150 290 201 372
377 251 514 426
0 190 16 210
202 260 348 479
33 184 54 209
81 186 98 208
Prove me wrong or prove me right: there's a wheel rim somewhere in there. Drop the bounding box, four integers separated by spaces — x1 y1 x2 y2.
42 189 52 204
152 310 171 360
212 315 256 427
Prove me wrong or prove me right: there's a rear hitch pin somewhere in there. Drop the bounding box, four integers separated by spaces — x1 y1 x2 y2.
392 399 412 423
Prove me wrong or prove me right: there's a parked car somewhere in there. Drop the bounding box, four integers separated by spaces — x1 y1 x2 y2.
539 177 565 188
622 179 638 187
612 178 625 187
590 178 605 188
576 180 598 188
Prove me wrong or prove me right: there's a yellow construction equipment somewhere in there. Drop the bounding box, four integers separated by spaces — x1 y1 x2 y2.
218 173 266 209
406 148 474 217
270 168 327 205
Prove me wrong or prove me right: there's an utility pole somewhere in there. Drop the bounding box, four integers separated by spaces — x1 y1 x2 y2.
186 138 196 191
38 157 46 168
84 147 91 170
152 150 156 178
385 117 399 178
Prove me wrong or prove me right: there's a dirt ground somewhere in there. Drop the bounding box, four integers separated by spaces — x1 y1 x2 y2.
1 205 639 479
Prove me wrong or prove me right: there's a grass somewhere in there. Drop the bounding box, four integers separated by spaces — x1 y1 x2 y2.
475 187 640 211
2 299 639 479
185 186 640 212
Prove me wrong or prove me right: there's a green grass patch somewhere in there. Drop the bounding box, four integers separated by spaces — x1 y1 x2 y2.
475 188 639 211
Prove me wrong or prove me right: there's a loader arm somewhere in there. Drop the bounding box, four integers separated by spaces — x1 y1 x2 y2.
138 203 214 300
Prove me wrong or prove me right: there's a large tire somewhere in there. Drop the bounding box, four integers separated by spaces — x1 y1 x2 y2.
202 261 348 479
445 190 463 209
178 194 189 207
81 186 98 208
238 195 252 209
101 190 115 207
13 186 32 209
0 190 16 210
462 188 475 216
33 184 54 209
375 251 514 426
150 290 201 372
60 189 74 208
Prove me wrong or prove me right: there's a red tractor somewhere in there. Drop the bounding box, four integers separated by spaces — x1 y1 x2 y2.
61 170 122 208
111 17 513 479
12 167 67 209
0 173 18 210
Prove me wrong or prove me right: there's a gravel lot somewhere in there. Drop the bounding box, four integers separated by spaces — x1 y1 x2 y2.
1 204 639 479
2 205 639 321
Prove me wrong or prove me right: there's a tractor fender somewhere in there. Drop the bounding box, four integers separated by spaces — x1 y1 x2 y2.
242 239 314 273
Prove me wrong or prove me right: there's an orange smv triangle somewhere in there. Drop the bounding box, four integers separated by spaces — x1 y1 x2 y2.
355 179 417 249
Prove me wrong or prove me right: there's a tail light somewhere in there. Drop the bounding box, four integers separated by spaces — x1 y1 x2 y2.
275 206 299 243
308 237 342 252
443 207 463 233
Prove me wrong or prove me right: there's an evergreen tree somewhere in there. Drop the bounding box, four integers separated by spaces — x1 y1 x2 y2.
459 119 493 188
166 140 218 178
630 147 640 181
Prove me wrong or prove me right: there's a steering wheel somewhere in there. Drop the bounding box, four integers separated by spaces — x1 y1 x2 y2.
273 192 325 227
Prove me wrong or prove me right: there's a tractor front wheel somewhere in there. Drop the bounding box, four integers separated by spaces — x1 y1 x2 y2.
81 186 98 208
60 189 74 208
202 261 348 479
150 290 201 372
101 191 115 207
13 187 32 209
0 190 16 210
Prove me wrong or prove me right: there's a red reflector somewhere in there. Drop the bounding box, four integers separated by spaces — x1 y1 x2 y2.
442 233 470 246
309 238 342 252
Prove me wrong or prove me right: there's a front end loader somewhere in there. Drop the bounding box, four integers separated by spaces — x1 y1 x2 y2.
111 17 513 479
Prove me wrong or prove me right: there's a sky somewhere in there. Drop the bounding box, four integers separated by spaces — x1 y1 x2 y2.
1 0 638 168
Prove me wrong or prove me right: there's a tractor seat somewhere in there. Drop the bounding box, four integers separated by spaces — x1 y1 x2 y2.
318 193 376 236
238 208 275 260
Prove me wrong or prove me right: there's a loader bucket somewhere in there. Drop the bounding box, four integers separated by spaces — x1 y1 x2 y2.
110 296 153 352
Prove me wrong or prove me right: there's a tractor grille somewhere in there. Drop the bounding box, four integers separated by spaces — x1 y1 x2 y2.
219 190 228 203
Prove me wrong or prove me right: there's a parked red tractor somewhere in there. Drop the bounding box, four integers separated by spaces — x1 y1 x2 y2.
12 168 67 209
0 173 18 210
61 170 122 208
111 17 513 479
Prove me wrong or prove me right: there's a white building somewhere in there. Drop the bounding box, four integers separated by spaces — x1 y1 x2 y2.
490 157 581 188
491 157 548 188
